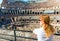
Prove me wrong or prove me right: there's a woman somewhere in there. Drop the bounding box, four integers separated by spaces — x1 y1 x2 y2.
33 15 55 41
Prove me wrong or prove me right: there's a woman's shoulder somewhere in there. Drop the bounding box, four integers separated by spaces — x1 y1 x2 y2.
34 27 44 32
34 27 43 30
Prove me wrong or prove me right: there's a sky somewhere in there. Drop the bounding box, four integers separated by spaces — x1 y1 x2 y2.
0 0 46 4
0 0 60 4
23 0 28 1
0 0 2 4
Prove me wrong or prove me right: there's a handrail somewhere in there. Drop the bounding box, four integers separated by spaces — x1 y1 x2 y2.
0 23 60 41
0 37 13 40
0 33 37 40
0 29 37 41
16 30 32 33
0 29 32 33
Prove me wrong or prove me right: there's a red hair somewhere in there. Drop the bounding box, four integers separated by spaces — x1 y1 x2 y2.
40 15 55 38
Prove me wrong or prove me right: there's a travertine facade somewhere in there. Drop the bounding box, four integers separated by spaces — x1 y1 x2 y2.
1 0 60 9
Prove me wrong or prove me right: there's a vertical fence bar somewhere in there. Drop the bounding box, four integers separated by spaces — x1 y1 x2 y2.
14 25 16 41
14 30 16 41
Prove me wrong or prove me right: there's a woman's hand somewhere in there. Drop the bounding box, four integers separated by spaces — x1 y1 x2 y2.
33 33 37 38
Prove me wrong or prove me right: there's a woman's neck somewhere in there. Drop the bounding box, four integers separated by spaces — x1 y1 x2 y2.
41 23 49 29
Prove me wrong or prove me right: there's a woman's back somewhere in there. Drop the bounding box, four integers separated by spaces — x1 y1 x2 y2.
33 27 53 41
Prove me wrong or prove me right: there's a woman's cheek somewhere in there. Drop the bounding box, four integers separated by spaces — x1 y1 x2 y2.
40 21 44 26
40 22 42 25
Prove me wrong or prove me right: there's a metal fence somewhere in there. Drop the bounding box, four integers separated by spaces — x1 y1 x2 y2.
0 29 37 41
0 23 60 41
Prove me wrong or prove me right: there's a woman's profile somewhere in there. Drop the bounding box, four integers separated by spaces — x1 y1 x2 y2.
33 15 55 41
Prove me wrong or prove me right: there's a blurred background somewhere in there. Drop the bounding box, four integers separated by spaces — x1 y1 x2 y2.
0 0 60 41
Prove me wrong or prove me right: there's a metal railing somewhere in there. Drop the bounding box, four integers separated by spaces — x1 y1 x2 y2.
0 23 60 41
0 29 37 41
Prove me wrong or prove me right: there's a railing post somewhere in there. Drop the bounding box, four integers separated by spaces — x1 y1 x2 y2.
14 25 16 41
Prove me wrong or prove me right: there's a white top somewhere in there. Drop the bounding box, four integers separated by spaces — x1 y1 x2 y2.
33 27 53 41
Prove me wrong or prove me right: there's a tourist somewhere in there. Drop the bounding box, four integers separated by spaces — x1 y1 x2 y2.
33 15 55 41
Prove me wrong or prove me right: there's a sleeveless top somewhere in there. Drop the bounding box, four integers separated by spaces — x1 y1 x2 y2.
33 27 53 41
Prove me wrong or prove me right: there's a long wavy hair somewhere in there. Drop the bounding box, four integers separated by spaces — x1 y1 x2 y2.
40 15 55 38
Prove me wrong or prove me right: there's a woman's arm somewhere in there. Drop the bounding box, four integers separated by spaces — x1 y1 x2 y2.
33 29 37 38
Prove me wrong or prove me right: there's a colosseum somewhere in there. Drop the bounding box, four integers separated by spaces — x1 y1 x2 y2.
0 0 60 41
